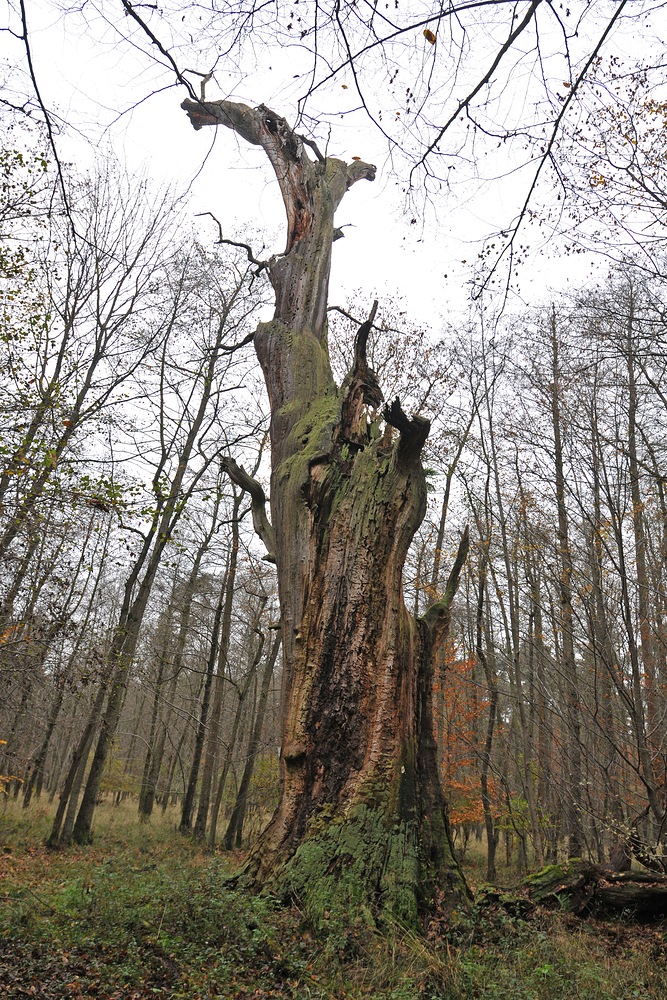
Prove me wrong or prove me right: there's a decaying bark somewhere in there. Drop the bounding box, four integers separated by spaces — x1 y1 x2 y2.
526 859 667 919
182 97 470 926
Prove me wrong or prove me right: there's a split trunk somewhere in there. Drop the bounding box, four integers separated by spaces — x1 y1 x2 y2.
182 97 470 925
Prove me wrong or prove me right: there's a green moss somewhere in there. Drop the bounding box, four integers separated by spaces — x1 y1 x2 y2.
258 318 332 379
369 418 382 441
267 750 447 941
525 860 584 890
272 801 422 935
276 392 340 493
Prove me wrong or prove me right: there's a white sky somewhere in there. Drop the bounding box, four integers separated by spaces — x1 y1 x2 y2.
3 1 665 329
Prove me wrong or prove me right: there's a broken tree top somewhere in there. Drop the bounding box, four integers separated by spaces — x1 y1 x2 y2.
181 99 376 216
181 97 375 173
181 96 376 333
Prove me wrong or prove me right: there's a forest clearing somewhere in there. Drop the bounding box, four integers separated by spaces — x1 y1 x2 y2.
2 798 667 999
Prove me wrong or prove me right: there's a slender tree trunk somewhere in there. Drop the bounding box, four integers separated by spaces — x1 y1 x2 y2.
193 499 241 841
180 584 226 831
138 597 177 818
209 626 268 848
23 687 65 808
164 725 189 812
47 681 107 848
224 633 281 849
138 657 165 818
484 398 543 866
1 673 34 788
141 666 180 819
588 397 626 859
548 309 583 858
0 535 39 627
140 515 220 820
626 300 662 776
475 550 498 882
608 474 662 826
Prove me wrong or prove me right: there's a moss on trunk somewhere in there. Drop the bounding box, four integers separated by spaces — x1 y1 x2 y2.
270 750 468 930
182 96 471 928
275 803 421 929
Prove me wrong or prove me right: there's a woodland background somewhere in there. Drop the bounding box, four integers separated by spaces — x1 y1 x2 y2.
3 133 667 874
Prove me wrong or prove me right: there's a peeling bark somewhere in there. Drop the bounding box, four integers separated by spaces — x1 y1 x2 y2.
183 97 470 925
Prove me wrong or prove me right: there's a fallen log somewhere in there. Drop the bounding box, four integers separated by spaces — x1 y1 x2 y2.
525 860 667 918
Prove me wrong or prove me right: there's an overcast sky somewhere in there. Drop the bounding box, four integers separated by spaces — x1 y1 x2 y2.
4 1 666 328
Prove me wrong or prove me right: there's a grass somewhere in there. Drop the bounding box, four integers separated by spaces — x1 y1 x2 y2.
1 798 667 998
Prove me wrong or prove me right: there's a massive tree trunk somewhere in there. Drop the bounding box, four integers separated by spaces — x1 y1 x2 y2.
182 98 470 925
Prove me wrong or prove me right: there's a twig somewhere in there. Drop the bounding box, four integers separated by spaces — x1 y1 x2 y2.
195 212 269 275
20 885 59 915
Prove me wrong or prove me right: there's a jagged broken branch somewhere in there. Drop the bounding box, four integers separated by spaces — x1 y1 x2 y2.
384 397 430 459
221 457 276 563
341 300 383 446
422 526 470 644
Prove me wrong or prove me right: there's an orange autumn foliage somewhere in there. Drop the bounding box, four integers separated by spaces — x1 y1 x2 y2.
436 645 501 827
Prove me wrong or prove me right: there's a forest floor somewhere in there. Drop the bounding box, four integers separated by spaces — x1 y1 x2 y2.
1 800 666 999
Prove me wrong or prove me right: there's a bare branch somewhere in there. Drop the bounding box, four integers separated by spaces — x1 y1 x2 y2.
219 330 256 354
422 525 470 638
410 0 544 183
195 212 269 274
17 0 72 232
121 1 198 100
476 0 630 298
220 457 276 562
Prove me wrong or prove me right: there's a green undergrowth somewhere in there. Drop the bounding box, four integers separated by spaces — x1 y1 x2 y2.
1 799 667 998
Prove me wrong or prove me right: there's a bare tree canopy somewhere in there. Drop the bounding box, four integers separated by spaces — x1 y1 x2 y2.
7 0 667 285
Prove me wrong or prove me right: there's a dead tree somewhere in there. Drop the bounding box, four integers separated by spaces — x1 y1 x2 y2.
182 97 470 926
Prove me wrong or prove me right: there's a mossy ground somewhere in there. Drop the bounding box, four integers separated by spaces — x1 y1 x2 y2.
2 799 667 998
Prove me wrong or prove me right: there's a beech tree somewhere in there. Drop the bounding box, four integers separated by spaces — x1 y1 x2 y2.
180 96 470 925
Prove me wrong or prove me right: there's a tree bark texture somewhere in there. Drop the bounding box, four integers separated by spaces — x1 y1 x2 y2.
183 98 470 926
